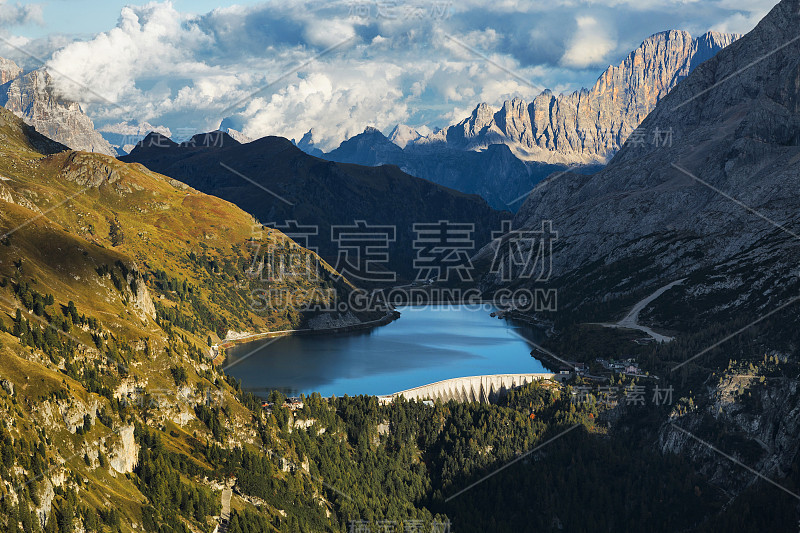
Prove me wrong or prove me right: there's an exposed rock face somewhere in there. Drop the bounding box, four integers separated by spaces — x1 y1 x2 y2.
108 425 139 474
0 58 21 84
0 106 68 156
60 152 122 187
222 127 253 145
0 66 116 156
388 124 422 148
306 311 362 330
36 471 65 528
419 31 739 164
127 268 157 321
660 371 800 496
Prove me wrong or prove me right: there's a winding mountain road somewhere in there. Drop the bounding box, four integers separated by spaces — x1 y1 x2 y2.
599 279 685 342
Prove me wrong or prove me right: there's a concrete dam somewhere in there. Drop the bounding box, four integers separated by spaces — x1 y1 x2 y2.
379 373 561 404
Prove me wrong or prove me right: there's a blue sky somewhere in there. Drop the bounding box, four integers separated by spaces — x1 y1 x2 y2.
14 0 263 38
0 0 780 149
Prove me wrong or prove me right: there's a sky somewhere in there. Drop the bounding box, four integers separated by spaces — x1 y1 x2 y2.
0 0 780 150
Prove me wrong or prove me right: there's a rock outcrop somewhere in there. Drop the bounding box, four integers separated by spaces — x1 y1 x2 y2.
107 425 139 474
222 127 253 145
294 129 324 157
660 366 800 496
0 58 21 84
388 124 423 149
0 65 116 156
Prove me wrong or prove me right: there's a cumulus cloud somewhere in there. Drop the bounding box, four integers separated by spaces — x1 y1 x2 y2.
47 3 213 105
232 67 407 148
711 0 776 33
560 16 617 68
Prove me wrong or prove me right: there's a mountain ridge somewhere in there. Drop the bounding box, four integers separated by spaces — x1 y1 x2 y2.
123 131 509 280
325 125 574 211
410 30 740 164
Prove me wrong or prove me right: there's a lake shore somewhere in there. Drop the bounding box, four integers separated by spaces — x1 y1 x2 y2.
211 309 401 365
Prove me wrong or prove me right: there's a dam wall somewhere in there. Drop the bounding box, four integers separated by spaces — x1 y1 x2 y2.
379 373 563 404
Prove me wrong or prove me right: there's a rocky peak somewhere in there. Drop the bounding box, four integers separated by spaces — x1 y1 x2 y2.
295 128 324 156
388 124 422 148
223 127 253 145
0 66 116 156
451 102 497 141
325 125 403 165
691 31 742 65
0 57 21 84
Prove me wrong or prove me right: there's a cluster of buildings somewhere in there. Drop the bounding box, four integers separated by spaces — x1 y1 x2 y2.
261 397 305 411
595 358 643 375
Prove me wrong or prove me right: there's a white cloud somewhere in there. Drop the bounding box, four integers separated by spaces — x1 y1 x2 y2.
47 3 213 105
710 0 776 34
0 1 43 28
302 19 356 48
235 65 410 150
560 16 617 68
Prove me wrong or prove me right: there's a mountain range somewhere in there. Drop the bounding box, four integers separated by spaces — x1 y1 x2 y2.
0 29 739 214
407 30 741 164
318 30 739 210
324 125 582 211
